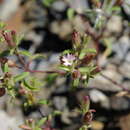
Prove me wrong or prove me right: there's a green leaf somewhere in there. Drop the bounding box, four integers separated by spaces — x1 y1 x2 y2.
2 63 9 73
23 79 38 91
36 117 47 127
23 77 43 91
16 34 24 46
72 78 79 87
14 72 29 82
38 99 49 105
19 50 32 57
52 110 62 116
31 53 45 60
0 22 6 29
0 50 10 57
42 0 55 7
79 67 90 73
0 36 4 42
67 8 75 20
110 6 121 12
62 50 73 55
79 48 96 59
45 73 58 85
34 127 42 130
59 65 70 71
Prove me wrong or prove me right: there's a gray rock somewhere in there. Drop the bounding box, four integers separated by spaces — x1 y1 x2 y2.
0 0 20 20
52 1 67 12
89 89 110 109
112 36 130 60
0 110 23 130
53 96 67 110
110 96 130 110
67 0 89 13
123 0 130 17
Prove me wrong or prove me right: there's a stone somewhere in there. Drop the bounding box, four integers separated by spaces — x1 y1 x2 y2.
89 89 110 109
53 96 67 110
0 110 23 130
52 0 67 12
0 0 20 20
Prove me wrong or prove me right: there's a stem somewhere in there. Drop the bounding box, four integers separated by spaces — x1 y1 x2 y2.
100 73 129 91
27 69 66 75
15 49 26 68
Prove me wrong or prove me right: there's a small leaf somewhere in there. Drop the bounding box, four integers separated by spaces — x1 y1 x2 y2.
110 6 121 12
23 80 38 91
38 99 49 105
59 65 70 71
79 67 90 73
34 127 42 130
62 49 73 55
72 78 79 87
0 22 6 29
79 48 96 59
0 50 10 57
14 72 29 82
53 110 62 116
31 53 45 60
16 34 24 46
0 88 6 97
2 63 9 73
67 8 75 20
19 50 32 57
37 117 47 127
45 73 58 85
42 0 54 7
0 36 4 42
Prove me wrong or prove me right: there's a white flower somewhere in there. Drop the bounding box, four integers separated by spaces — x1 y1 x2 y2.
60 54 76 66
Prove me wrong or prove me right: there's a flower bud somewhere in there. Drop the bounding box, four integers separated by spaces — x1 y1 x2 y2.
0 57 8 64
72 70 81 79
28 118 34 124
83 109 96 124
91 66 101 75
72 31 81 48
11 30 16 36
0 88 6 97
11 30 17 43
115 0 123 6
2 31 16 48
83 111 93 124
18 87 27 95
4 72 12 78
81 54 95 65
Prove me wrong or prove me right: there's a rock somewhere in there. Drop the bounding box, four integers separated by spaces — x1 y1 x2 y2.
50 20 72 39
52 1 67 12
53 96 67 110
0 0 20 20
107 15 122 33
88 64 122 91
67 0 88 13
122 0 130 20
119 113 130 130
89 89 110 109
112 36 130 60
110 96 130 110
91 121 104 130
26 31 43 53
0 110 23 130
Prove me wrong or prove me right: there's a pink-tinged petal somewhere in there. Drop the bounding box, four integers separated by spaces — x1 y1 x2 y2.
60 53 76 66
